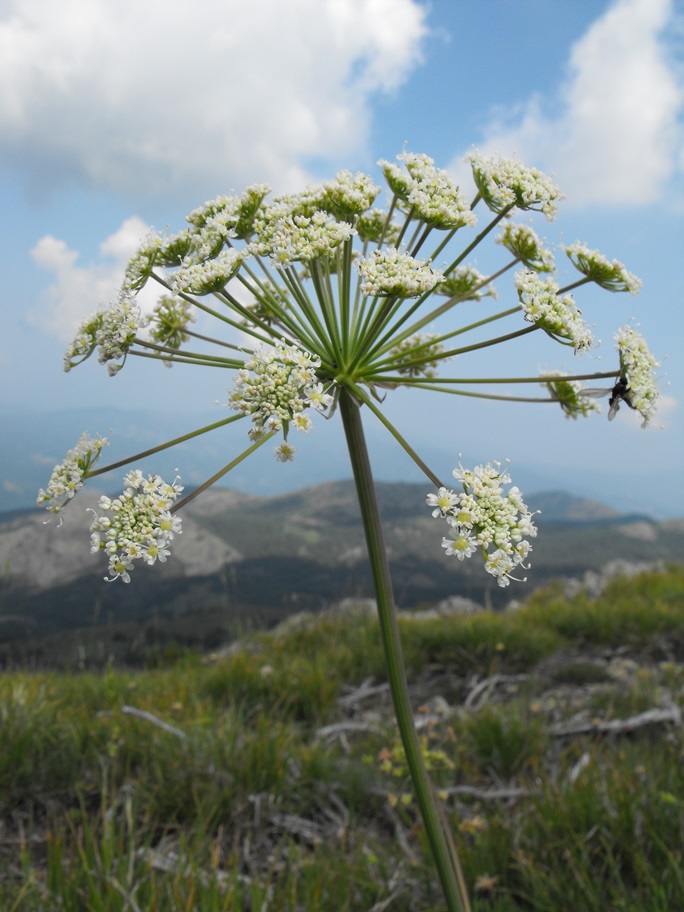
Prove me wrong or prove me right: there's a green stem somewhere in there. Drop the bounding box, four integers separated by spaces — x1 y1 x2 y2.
88 414 245 478
338 388 470 912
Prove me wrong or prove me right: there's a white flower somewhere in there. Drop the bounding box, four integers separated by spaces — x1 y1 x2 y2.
468 150 563 221
399 152 477 230
356 248 444 297
274 442 297 462
426 487 460 518
436 266 498 302
564 242 641 294
229 341 330 458
615 325 660 427
37 433 109 515
172 248 245 295
497 222 555 273
541 370 601 419
429 461 538 586
515 271 593 352
89 470 183 583
96 293 149 375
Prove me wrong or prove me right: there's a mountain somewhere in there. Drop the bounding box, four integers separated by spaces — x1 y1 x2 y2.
1 480 683 670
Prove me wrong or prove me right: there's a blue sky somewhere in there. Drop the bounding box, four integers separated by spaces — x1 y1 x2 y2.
1 0 683 517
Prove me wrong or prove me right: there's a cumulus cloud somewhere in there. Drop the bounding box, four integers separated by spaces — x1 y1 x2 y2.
28 217 152 342
0 0 427 202
452 0 683 206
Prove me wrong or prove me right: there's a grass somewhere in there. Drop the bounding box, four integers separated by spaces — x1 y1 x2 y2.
0 564 683 909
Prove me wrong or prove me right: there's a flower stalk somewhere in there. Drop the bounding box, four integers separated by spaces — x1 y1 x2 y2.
339 388 469 912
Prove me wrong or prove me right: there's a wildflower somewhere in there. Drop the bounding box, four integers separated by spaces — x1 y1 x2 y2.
615 325 660 427
515 271 593 352
390 333 448 378
37 433 109 515
96 293 149 375
564 242 642 294
228 341 328 454
436 265 498 302
429 461 538 587
497 221 555 272
122 234 164 292
266 210 355 267
320 170 381 222
400 152 477 230
426 486 461 518
356 248 444 297
172 248 245 295
64 310 104 371
356 210 401 245
89 470 183 582
541 371 601 419
468 150 563 221
274 442 297 462
150 296 196 353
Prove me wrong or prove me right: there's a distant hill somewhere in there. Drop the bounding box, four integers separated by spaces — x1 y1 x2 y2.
1 481 682 669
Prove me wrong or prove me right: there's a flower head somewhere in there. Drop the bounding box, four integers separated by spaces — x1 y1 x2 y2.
356 247 444 297
37 433 109 515
541 371 601 419
172 248 245 295
89 470 183 582
468 151 563 221
96 294 149 375
497 222 555 272
615 325 660 427
229 341 329 454
399 152 477 230
390 333 449 378
515 271 593 352
436 265 498 302
150 296 196 354
430 461 538 587
564 242 642 294
320 170 381 222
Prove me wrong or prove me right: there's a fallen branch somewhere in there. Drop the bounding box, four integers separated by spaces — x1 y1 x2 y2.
121 705 187 740
463 674 530 712
551 704 681 738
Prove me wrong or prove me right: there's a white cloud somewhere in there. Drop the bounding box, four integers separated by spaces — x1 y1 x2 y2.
453 0 683 206
0 0 427 201
29 217 151 341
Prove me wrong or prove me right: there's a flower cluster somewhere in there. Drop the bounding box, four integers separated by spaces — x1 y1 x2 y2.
266 211 355 267
541 371 601 419
394 152 477 230
36 433 109 515
64 295 148 375
356 248 444 297
515 271 593 352
228 341 333 455
436 265 498 302
150 296 196 354
564 242 642 295
497 222 555 272
320 170 381 222
468 151 563 221
615 325 660 427
427 461 538 587
390 333 448 378
89 470 183 583
172 248 244 295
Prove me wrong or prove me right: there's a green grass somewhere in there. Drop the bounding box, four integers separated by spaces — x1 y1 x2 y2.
0 564 683 910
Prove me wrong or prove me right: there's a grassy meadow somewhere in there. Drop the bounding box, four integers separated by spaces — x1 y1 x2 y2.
1 565 684 910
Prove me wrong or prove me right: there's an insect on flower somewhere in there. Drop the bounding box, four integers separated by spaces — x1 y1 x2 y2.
582 376 633 420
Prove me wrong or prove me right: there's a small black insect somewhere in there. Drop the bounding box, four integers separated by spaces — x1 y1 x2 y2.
583 376 633 420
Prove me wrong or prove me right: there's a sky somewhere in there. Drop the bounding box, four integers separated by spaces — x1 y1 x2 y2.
1 0 683 518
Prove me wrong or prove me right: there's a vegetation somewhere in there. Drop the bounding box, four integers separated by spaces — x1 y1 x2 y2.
1 565 684 909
